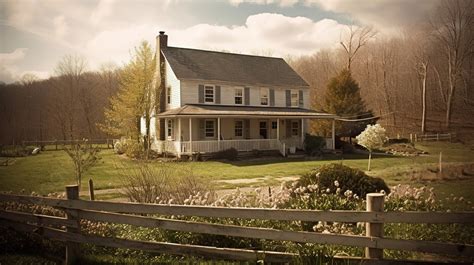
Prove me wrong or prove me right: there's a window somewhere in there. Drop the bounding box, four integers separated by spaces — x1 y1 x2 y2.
234 88 243 105
271 121 278 129
260 88 269 106
204 85 214 103
167 119 173 139
205 120 215 137
234 120 243 137
291 121 299 136
167 86 171 104
291 90 299 107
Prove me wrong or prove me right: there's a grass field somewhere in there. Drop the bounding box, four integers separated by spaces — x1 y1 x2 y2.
0 142 473 202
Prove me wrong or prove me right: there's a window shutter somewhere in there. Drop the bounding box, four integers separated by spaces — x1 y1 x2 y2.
244 87 250 105
199 119 205 139
269 89 275 107
285 90 291 107
244 119 250 139
299 90 304 108
215 86 221 104
198 84 204 103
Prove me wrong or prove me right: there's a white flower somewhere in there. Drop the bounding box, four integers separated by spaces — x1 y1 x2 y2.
326 188 331 193
334 181 339 187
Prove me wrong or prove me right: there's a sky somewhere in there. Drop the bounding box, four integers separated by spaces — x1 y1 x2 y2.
0 0 440 84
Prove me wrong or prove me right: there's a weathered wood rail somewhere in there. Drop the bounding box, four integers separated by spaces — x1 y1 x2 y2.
0 186 473 264
21 139 115 150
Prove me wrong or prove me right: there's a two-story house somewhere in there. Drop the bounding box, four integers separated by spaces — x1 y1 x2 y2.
144 31 337 157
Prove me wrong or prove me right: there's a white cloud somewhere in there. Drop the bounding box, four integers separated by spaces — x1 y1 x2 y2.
53 15 68 40
230 0 298 7
83 13 347 69
90 0 115 26
0 49 49 83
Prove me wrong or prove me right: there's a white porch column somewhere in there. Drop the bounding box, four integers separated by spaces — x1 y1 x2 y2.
331 118 336 150
301 118 304 145
189 118 193 154
177 118 181 157
164 118 168 140
217 117 221 150
276 118 280 140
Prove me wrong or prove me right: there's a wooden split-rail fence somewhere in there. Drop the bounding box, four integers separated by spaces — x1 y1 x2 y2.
0 185 473 264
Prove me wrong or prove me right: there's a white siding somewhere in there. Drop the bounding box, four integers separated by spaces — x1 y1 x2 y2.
180 80 309 108
165 60 181 109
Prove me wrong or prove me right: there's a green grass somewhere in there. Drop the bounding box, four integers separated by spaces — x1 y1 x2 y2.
0 142 473 202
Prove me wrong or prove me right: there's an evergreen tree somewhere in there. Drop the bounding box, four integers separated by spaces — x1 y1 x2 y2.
312 69 375 141
100 41 156 153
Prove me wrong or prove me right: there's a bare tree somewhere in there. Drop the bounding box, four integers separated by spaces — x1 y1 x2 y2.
53 54 87 139
407 29 432 133
431 0 474 128
340 25 377 72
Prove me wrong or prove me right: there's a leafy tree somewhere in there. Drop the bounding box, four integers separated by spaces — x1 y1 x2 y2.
100 41 156 156
356 124 387 171
64 139 101 190
313 69 375 141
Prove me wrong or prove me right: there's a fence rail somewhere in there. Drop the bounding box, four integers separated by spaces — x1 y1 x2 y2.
408 132 456 142
0 187 473 264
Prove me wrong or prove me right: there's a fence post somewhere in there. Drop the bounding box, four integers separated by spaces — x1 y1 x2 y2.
65 185 80 264
55 140 58 150
437 133 439 141
365 193 384 259
410 133 413 143
88 179 95 201
439 152 443 174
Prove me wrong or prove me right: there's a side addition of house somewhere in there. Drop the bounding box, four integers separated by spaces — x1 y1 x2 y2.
145 31 337 157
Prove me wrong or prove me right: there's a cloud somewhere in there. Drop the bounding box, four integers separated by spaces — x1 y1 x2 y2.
0 48 49 83
53 15 68 39
230 0 298 7
306 0 440 31
90 0 115 26
82 13 347 70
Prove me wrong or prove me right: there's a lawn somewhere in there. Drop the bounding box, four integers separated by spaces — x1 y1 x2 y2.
0 142 473 202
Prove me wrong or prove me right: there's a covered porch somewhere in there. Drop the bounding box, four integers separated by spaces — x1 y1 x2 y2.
153 105 337 157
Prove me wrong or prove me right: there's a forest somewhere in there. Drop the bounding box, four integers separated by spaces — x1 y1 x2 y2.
0 0 473 145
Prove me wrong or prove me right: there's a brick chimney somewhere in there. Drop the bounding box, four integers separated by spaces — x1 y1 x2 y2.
156 31 168 140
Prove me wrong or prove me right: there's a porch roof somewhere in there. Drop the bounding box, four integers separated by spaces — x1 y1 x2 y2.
155 104 337 119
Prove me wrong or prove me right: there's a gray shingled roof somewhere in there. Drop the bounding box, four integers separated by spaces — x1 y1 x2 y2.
162 47 309 87
156 104 336 118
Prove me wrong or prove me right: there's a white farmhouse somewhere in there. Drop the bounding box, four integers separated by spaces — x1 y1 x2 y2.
143 31 337 157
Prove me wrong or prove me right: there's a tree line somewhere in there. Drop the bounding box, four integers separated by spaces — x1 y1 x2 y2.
0 0 472 145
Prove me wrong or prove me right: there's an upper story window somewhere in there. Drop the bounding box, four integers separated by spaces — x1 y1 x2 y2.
260 88 269 106
234 88 243 105
291 90 299 107
167 86 171 104
204 85 214 103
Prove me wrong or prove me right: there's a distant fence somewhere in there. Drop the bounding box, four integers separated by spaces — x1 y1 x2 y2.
0 186 473 264
21 139 116 150
410 133 456 142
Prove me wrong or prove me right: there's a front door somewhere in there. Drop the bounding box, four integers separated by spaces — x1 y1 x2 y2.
259 121 268 139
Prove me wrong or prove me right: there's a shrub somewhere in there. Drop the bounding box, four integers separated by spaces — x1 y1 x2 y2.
297 163 390 197
213 148 238 161
119 162 215 204
387 138 410 144
303 134 326 156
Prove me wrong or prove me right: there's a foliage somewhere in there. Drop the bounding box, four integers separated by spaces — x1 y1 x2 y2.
100 41 156 151
213 148 238 161
119 162 215 204
312 69 375 138
303 134 326 156
356 124 388 170
297 163 390 198
63 139 101 190
356 124 388 152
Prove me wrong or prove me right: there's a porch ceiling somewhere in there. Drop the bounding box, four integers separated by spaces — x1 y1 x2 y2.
155 104 337 119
